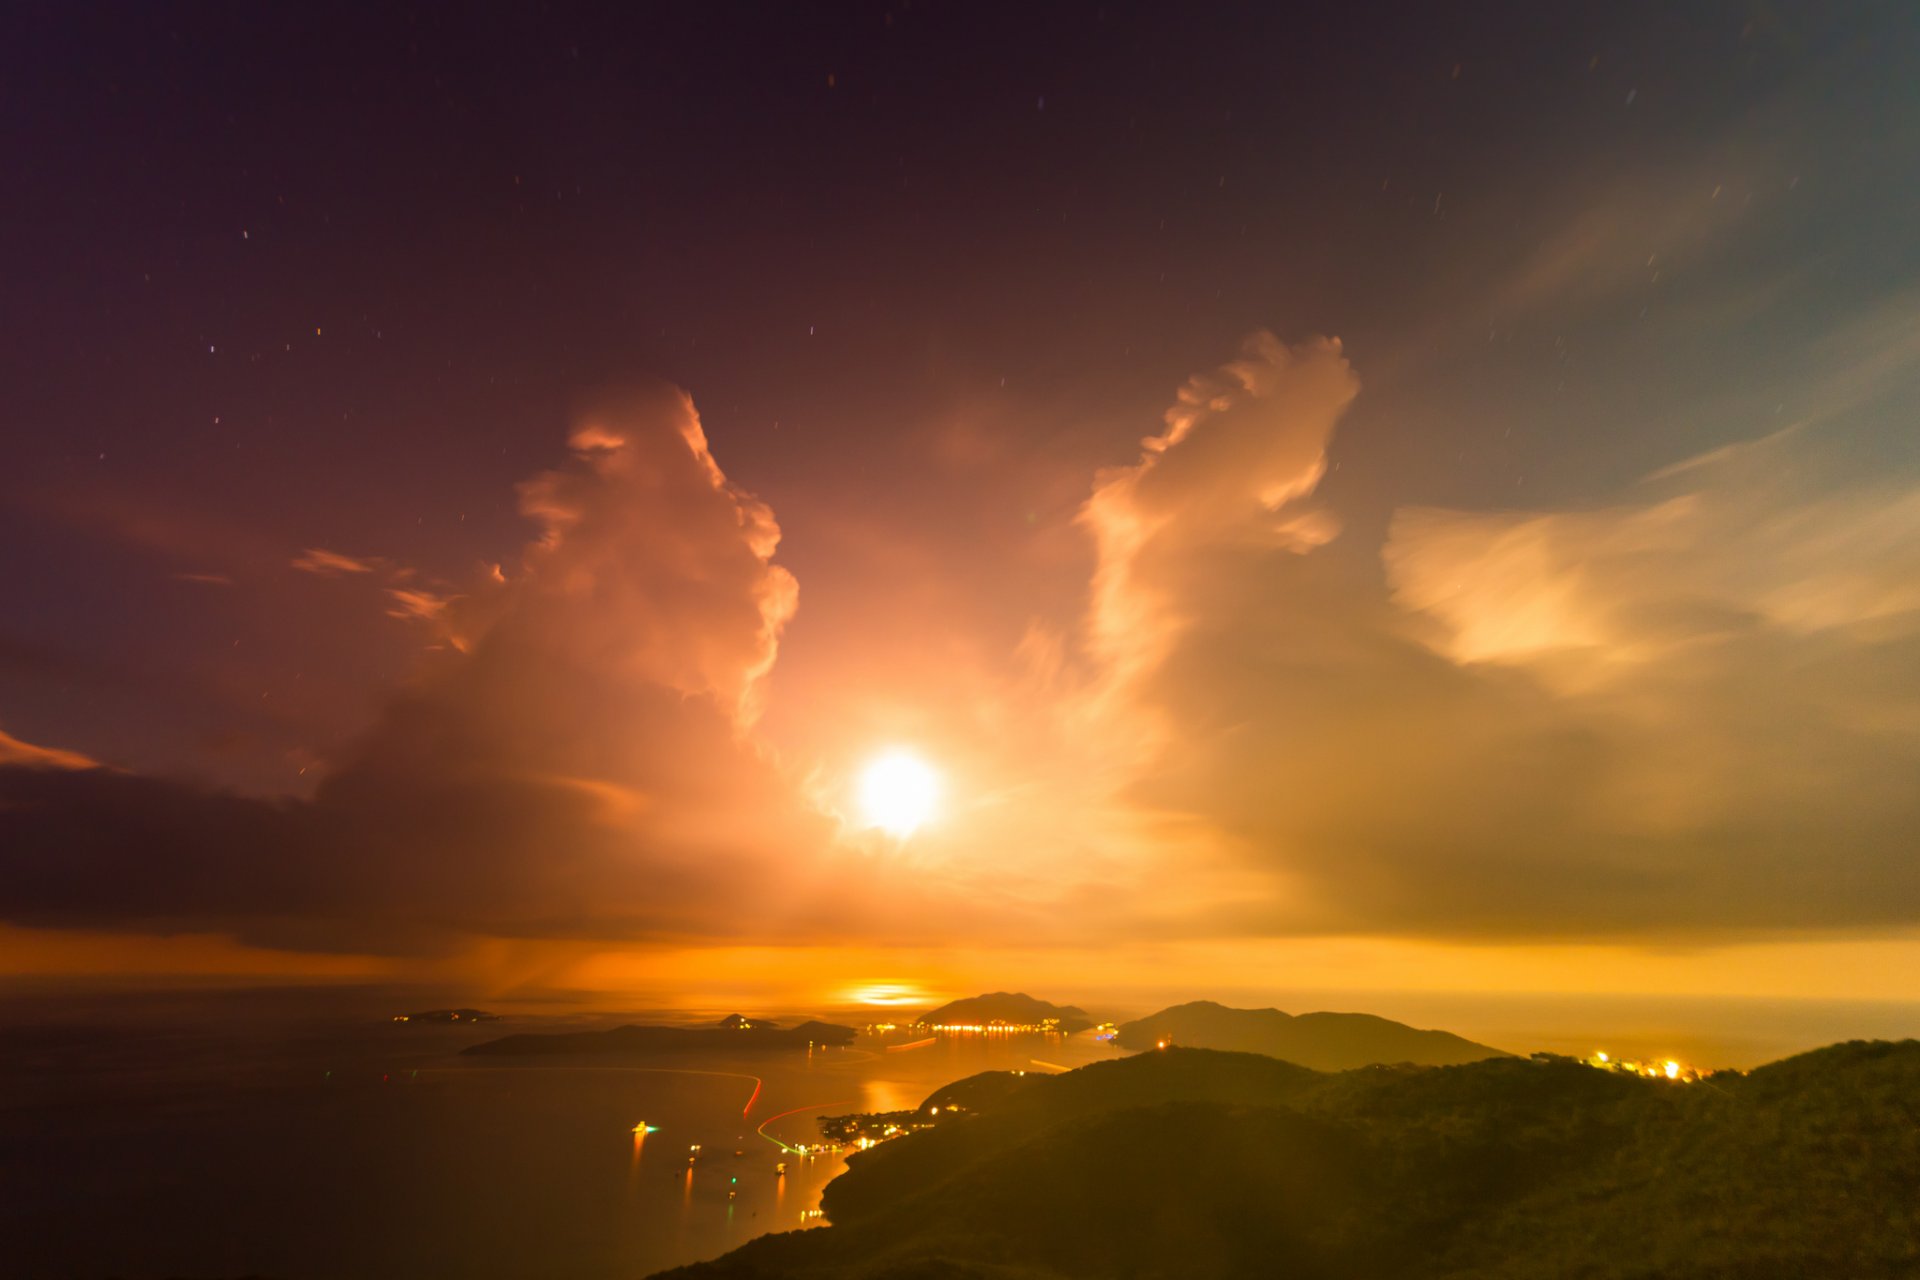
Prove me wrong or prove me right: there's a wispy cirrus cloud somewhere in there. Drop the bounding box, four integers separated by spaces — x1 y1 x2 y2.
291 547 381 576
0 726 95 770
383 586 458 624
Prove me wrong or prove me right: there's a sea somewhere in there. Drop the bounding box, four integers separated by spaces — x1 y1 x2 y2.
0 985 1120 1280
5 982 1915 1279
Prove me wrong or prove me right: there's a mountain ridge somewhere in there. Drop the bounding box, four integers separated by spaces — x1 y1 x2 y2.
1114 998 1509 1069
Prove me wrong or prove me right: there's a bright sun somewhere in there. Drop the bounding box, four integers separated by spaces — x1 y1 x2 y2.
858 750 940 838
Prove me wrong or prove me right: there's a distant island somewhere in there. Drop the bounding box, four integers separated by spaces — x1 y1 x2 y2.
1114 999 1508 1069
654 1039 1920 1279
717 1014 779 1030
913 992 1092 1033
463 1013 855 1057
390 1008 498 1023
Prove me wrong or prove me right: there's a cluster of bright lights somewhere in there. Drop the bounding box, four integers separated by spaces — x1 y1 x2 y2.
1588 1050 1701 1082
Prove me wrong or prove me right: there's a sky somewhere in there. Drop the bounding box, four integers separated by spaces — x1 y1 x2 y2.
3 2 1919 1016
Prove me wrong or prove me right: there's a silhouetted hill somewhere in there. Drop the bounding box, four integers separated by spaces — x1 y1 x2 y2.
653 1039 1920 1279
915 992 1091 1032
1115 999 1507 1069
463 1018 853 1056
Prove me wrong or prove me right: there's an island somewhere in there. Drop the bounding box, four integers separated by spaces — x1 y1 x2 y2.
390 1007 498 1023
1114 999 1508 1069
461 1013 855 1056
912 992 1093 1033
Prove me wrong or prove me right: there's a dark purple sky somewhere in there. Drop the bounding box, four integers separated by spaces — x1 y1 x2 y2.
3 3 1918 994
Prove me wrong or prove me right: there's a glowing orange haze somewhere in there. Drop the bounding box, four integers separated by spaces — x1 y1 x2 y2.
4 336 1920 1041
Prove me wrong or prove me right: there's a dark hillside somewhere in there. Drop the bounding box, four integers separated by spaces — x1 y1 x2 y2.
655 1041 1920 1280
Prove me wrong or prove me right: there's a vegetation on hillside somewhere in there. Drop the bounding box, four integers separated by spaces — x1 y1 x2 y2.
653 1040 1920 1279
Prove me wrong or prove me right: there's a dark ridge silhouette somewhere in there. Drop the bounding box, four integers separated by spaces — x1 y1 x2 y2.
653 1040 1920 1279
1115 999 1508 1069
462 1018 854 1056
915 992 1092 1032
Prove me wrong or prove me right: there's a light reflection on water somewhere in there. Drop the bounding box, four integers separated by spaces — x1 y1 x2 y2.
0 996 1119 1280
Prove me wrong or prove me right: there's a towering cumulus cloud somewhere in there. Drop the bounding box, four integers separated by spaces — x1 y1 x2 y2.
1081 332 1354 703
1075 333 1387 927
0 383 829 952
502 386 797 722
1082 337 1920 940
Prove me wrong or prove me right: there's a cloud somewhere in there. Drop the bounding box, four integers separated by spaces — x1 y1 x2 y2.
1490 169 1773 321
1080 331 1355 699
502 384 798 723
383 586 457 624
9 345 1917 959
291 547 381 576
1374 428 1920 933
1386 428 1920 678
0 383 840 952
0 766 335 938
293 545 469 643
0 726 95 770
1081 334 1920 941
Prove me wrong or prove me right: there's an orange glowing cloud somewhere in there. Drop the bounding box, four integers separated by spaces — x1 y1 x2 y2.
1061 334 1920 943
5 339 1920 981
291 546 381 576
1386 427 1920 679
0 727 96 771
0 383 836 953
505 385 798 724
1081 330 1357 697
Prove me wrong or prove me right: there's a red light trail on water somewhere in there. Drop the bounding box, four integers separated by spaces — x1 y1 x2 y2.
756 1099 857 1153
886 1036 937 1052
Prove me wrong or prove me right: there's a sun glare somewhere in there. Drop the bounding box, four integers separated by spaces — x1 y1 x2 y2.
858 750 940 837
847 982 926 1007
